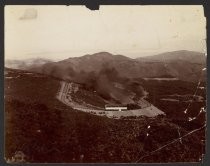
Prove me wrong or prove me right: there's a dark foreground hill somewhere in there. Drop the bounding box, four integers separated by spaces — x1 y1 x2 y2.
4 68 205 163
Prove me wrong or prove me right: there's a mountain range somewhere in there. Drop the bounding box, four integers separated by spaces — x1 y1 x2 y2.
5 50 206 82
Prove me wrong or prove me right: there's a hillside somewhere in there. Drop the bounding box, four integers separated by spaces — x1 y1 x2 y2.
4 68 206 163
28 50 206 83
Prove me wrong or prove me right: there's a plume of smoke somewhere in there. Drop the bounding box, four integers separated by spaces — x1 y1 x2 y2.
56 66 146 104
127 81 149 99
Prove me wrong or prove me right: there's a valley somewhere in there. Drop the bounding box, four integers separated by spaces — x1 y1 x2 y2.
56 81 165 119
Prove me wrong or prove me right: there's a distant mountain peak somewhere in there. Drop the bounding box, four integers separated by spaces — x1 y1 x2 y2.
93 51 113 56
137 50 205 64
66 52 130 62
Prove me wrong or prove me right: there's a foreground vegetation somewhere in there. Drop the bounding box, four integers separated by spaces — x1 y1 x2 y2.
4 68 205 163
5 99 205 163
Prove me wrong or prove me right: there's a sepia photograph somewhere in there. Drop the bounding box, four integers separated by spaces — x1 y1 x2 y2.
4 5 206 163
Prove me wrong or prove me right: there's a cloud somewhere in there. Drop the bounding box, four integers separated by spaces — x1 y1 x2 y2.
19 8 37 20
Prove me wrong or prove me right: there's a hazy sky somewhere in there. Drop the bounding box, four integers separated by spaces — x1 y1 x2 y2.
5 5 206 60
